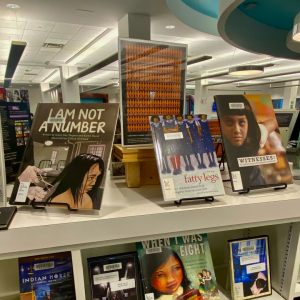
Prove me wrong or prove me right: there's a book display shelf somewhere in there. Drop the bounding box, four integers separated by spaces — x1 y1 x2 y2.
0 176 300 300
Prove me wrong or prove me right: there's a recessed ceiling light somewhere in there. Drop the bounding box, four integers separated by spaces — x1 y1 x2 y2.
29 85 32 86
229 65 264 76
244 2 258 9
6 3 20 9
166 25 175 29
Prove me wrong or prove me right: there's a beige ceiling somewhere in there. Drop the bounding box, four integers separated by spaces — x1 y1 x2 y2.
1 0 300 89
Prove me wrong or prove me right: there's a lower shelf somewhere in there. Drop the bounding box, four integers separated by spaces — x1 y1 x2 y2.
219 287 283 300
295 282 300 297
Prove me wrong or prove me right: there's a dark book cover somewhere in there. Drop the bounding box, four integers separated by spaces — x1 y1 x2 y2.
214 94 293 192
9 103 119 210
136 234 220 300
87 252 140 300
228 236 271 300
149 114 224 201
19 251 76 300
0 206 17 230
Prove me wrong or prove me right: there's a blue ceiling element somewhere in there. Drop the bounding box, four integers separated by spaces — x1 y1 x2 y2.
166 0 219 36
238 0 299 31
181 0 219 19
218 0 300 60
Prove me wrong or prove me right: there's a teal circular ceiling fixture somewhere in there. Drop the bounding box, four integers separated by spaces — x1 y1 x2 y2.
218 0 300 59
166 0 220 36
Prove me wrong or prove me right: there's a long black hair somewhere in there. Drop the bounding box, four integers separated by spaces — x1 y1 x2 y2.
140 247 191 298
216 95 261 153
47 153 104 206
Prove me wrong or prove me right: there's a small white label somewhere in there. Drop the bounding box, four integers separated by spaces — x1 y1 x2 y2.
235 282 244 299
34 261 55 271
47 117 65 123
103 263 122 272
111 279 136 292
16 182 30 202
240 245 256 253
231 171 243 191
146 247 162 254
240 254 260 266
145 293 155 300
229 103 245 109
237 154 278 167
163 178 176 199
164 132 183 140
246 262 266 274
93 271 119 285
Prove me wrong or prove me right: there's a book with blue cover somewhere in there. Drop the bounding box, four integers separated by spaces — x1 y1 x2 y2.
228 236 271 300
18 251 76 300
149 114 224 201
136 233 220 300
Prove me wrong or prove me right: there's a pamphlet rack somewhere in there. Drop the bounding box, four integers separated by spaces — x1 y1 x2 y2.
31 199 78 211
238 183 288 194
174 196 214 206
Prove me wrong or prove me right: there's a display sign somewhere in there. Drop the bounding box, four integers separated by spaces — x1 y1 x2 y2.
118 37 187 146
0 102 31 183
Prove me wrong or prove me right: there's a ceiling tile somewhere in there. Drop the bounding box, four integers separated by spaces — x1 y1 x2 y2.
48 32 73 40
63 40 87 50
1 20 26 30
51 50 77 61
75 27 106 38
51 23 82 34
25 19 55 32
45 38 69 45
0 15 27 22
23 30 49 38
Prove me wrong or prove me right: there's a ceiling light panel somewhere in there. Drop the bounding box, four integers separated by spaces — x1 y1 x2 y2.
25 19 55 32
1 20 26 29
51 23 82 34
48 32 74 40
23 30 49 38
0 27 23 35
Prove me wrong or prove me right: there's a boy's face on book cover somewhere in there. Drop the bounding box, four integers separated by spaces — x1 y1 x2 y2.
220 115 248 147
151 255 183 295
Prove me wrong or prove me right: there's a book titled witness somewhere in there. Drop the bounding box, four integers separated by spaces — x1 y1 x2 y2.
214 94 293 192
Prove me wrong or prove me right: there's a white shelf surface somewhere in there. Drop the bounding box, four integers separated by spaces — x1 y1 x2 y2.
295 282 300 297
219 288 283 300
1 177 300 259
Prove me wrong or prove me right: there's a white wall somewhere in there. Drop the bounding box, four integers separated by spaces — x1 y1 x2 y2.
28 87 42 115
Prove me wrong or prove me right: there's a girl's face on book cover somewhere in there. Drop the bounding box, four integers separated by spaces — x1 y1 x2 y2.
151 255 183 295
220 115 248 147
81 163 101 193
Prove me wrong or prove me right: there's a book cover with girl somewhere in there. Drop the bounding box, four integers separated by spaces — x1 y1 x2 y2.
214 94 293 192
9 103 119 210
136 234 220 300
149 114 224 202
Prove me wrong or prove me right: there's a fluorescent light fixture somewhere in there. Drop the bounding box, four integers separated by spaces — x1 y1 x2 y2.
293 11 300 41
229 65 264 76
67 28 118 66
166 25 175 29
6 3 20 8
4 41 27 87
187 55 212 66
43 70 59 83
